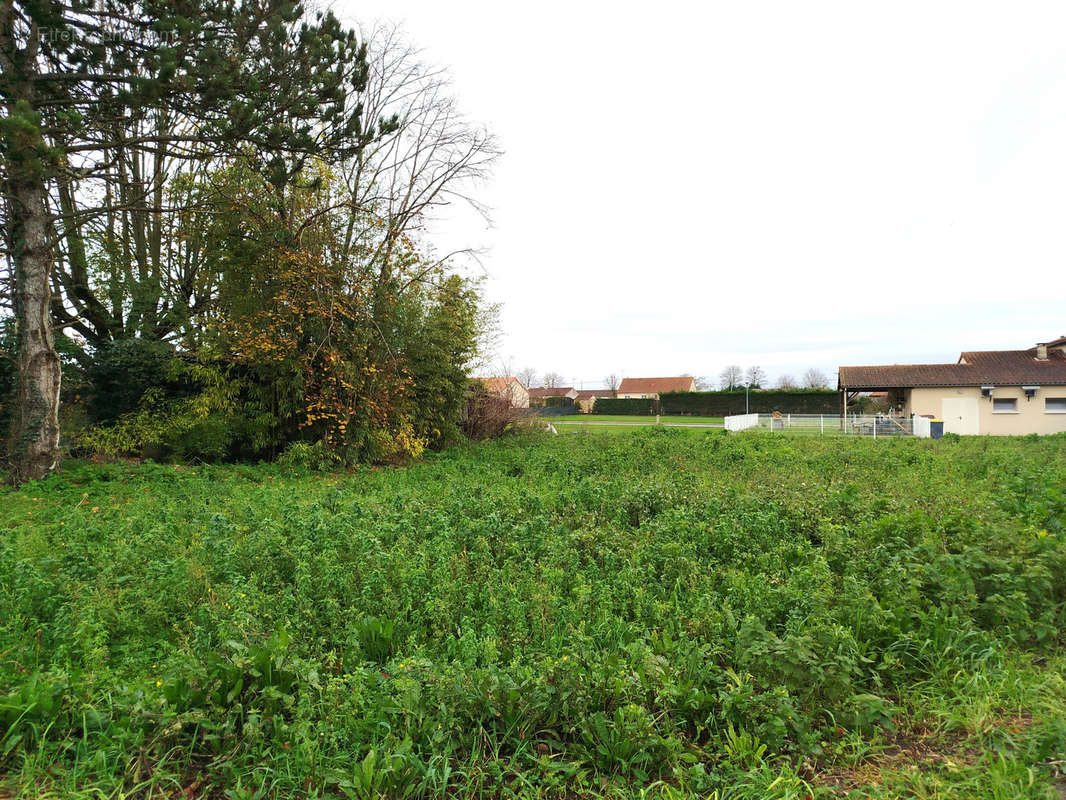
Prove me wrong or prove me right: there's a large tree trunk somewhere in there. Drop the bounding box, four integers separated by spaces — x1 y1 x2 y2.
1 5 62 483
7 174 62 483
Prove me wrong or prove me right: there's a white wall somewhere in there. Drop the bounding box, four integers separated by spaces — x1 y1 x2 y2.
724 413 759 431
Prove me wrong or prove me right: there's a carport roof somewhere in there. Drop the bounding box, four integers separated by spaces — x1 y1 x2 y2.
839 347 1066 389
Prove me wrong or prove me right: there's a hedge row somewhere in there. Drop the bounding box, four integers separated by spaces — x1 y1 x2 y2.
660 389 838 416
591 397 656 415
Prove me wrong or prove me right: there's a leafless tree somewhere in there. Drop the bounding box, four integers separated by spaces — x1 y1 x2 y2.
745 366 767 388
803 368 830 389
339 24 502 287
517 367 538 388
693 375 712 390
542 371 564 388
495 356 516 379
604 373 620 391
719 365 743 390
777 374 797 389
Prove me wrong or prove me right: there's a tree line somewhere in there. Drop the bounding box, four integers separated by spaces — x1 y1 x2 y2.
717 365 830 391
509 366 830 392
1 3 499 482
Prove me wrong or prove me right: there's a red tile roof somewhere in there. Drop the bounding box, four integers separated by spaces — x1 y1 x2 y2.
618 377 696 394
839 347 1066 389
528 387 574 398
575 389 615 399
477 376 525 394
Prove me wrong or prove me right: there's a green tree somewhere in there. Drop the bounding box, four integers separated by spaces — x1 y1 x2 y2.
0 0 378 482
402 273 489 449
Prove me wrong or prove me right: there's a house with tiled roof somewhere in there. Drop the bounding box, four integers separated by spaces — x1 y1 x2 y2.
574 388 616 413
528 386 579 406
617 377 697 399
838 336 1066 435
476 376 529 408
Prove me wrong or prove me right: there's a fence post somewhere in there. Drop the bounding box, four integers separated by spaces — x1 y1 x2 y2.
873 417 877 439
820 414 824 435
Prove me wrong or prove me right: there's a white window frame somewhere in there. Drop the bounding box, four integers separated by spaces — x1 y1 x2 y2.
992 397 1018 414
1045 397 1066 414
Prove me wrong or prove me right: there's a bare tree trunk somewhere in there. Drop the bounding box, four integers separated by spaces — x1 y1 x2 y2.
7 174 61 482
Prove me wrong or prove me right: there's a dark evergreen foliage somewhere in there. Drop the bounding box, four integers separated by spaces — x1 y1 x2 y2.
660 389 839 416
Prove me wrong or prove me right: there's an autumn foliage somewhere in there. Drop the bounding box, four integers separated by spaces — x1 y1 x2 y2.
69 163 490 465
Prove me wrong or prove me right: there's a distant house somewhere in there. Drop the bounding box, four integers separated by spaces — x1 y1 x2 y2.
617 376 697 399
528 386 579 407
575 388 616 413
477 376 530 408
838 336 1066 436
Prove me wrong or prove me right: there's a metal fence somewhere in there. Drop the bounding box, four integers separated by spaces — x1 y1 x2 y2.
725 413 917 437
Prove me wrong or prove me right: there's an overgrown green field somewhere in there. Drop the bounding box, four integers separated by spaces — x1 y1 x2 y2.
2 431 1065 798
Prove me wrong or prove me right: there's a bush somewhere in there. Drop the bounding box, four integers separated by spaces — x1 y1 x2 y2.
75 361 276 462
86 338 185 424
461 388 523 439
277 440 340 471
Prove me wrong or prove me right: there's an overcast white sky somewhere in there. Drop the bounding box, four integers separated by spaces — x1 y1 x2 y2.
338 0 1066 388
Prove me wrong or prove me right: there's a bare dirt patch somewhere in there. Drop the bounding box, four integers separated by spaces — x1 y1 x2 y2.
813 713 1035 795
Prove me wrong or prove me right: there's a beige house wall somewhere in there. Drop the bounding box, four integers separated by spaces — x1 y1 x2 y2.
506 383 530 408
905 386 1066 435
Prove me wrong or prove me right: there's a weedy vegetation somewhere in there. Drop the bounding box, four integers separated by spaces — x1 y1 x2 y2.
1 430 1065 798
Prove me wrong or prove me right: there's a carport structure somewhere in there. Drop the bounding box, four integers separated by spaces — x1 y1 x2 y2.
837 364 962 418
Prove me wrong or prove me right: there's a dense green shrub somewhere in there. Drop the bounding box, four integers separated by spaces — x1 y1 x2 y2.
402 275 487 450
85 337 185 423
75 360 277 461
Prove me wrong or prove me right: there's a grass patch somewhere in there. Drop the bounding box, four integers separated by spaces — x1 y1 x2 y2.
553 424 713 436
543 414 725 424
1 431 1064 798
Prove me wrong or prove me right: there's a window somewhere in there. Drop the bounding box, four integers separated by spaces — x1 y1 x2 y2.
1046 397 1066 413
992 398 1017 413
